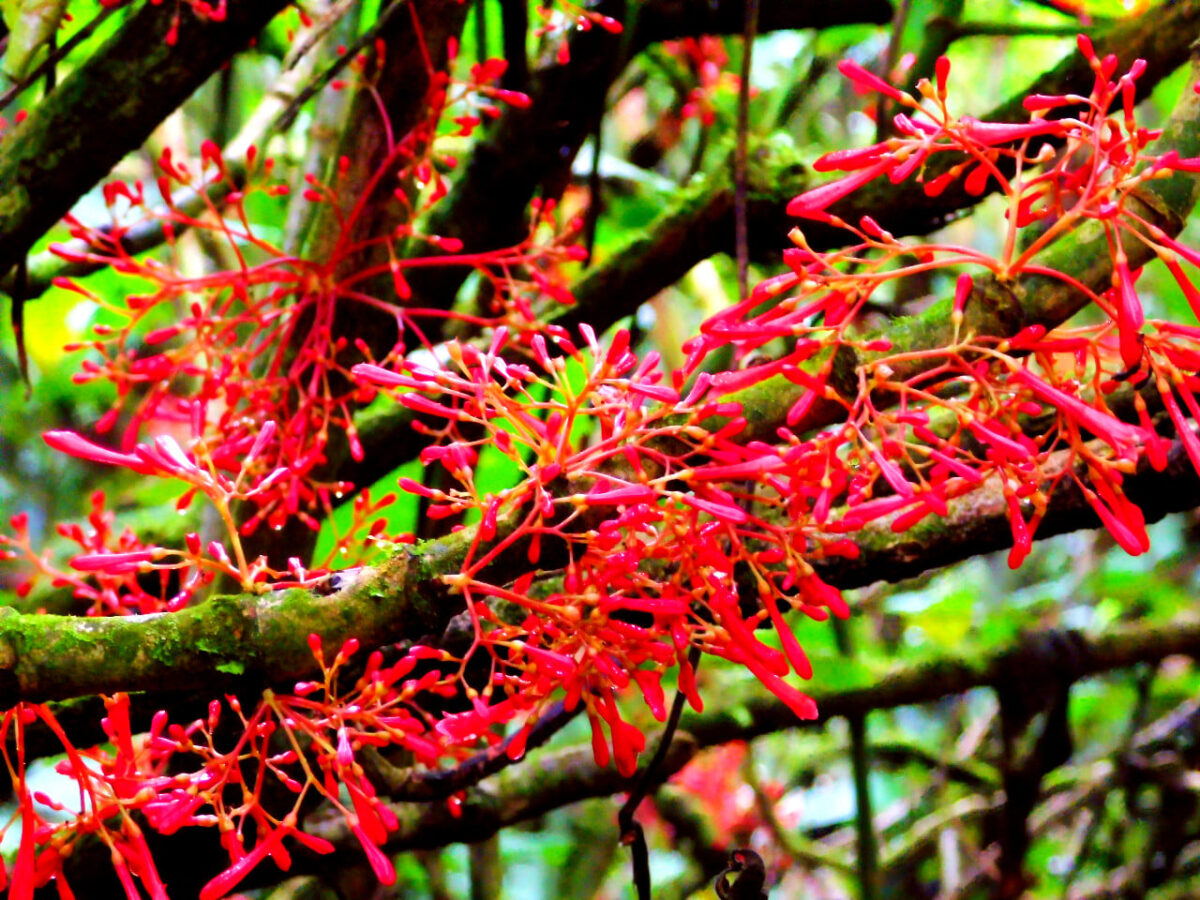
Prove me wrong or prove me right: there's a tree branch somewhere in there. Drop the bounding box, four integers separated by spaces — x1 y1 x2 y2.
317 731 700 851
560 1 1200 345
3 413 1200 714
635 0 892 44
0 0 290 275
3 6 1200 726
726 52 1200 444
37 601 1200 895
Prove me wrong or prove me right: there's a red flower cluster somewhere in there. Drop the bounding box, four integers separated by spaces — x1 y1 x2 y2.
706 37 1200 566
45 39 567 549
0 638 471 899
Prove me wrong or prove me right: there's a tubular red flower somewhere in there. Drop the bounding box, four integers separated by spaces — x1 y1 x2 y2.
935 55 950 99
42 432 151 473
198 827 286 900
956 117 1060 145
837 59 910 103
351 824 396 885
787 161 894 218
70 549 159 574
1112 258 1145 370
1010 368 1144 456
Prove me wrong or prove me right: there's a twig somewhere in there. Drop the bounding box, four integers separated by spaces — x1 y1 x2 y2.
745 755 854 873
1058 665 1157 898
618 646 703 900
267 0 414 137
733 0 759 302
362 699 580 801
582 118 603 266
875 0 912 144
952 20 1103 39
8 255 29 394
833 617 879 900
0 0 370 301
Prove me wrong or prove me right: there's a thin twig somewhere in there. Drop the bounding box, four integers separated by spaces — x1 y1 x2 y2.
363 699 580 801
268 0 414 137
745 755 855 873
952 20 1103 39
9 256 29 395
583 118 603 265
1058 665 1157 898
834 617 879 900
1 0 392 301
282 0 356 70
875 0 912 144
733 0 759 303
618 646 703 900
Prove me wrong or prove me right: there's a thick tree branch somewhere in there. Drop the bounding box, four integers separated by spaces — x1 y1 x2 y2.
0 0 290 275
47 607 1200 894
0 546 471 704
726 53 1200 444
635 0 892 44
5 420 1200 711
355 733 699 850
238 0 470 571
3 8 1200 722
811 439 1200 588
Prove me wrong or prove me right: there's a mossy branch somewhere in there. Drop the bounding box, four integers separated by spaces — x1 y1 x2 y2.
561 2 1200 339
726 51 1200 444
0 541 465 704
45 606 1200 893
6 423 1200 708
3 5 1200 720
0 0 290 275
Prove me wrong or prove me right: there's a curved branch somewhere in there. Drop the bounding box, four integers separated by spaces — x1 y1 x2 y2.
572 1 1200 344
635 0 892 44
725 56 1200 443
812 438 1200 589
4 417 1200 712
3 15 1200 717
44 593 1200 893
0 546 469 704
0 0 290 275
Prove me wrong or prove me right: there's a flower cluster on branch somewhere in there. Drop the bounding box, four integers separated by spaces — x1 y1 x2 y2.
4 7 1200 899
